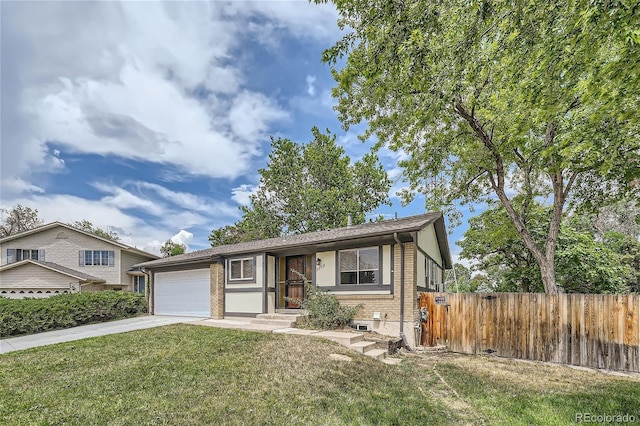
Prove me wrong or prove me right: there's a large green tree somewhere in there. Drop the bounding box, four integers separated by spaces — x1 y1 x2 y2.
210 127 391 246
317 0 640 293
0 205 43 237
459 201 628 293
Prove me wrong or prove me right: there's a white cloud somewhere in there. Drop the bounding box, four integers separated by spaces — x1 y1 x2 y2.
306 75 316 96
171 230 194 249
224 1 340 43
136 182 238 217
0 0 346 254
231 184 258 206
228 92 289 143
91 182 166 216
8 194 142 232
0 178 45 196
2 1 331 191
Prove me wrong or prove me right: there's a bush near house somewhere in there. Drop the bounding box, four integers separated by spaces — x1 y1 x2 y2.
0 292 147 337
288 282 361 330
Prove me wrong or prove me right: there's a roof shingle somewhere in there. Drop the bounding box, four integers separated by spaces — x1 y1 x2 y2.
138 212 445 268
0 260 105 282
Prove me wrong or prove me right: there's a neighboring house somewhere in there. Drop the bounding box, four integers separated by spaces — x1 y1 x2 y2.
136 213 452 347
0 222 159 298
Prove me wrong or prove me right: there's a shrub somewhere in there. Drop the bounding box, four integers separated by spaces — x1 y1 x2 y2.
288 282 361 330
0 291 147 338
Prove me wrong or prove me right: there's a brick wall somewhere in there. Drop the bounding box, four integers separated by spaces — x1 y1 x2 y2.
210 262 224 319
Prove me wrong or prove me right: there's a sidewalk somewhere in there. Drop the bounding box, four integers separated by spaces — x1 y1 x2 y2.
0 315 205 354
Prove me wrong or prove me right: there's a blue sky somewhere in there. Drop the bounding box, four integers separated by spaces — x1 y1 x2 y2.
0 1 473 261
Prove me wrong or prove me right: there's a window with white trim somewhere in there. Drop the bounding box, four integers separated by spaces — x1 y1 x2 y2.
79 250 115 266
133 275 145 294
6 249 44 263
339 247 379 285
425 257 443 291
228 258 254 281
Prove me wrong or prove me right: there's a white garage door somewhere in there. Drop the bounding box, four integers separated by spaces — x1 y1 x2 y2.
154 269 210 317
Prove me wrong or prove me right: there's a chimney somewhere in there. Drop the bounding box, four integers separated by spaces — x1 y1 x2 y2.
347 215 352 227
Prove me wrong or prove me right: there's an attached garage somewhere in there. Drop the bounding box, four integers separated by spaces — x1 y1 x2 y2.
154 269 210 317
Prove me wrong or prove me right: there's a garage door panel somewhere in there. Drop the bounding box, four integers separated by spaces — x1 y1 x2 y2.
154 269 210 317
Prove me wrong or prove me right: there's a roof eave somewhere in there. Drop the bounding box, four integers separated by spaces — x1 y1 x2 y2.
137 221 435 270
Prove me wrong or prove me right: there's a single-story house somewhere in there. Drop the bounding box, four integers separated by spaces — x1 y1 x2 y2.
136 213 451 347
0 222 159 298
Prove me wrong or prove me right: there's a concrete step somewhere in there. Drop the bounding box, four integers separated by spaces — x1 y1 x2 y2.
251 313 308 328
365 348 388 361
350 340 377 354
250 318 296 327
314 331 364 346
255 313 306 321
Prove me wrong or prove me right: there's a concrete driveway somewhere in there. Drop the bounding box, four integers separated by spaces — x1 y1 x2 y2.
0 315 205 355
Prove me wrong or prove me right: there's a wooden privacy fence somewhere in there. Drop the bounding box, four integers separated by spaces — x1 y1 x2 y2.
420 292 640 373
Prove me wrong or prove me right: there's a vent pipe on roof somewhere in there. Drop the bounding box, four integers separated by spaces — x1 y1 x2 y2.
347 215 352 227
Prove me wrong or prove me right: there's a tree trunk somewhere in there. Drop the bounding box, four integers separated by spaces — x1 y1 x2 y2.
539 257 559 294
455 106 562 294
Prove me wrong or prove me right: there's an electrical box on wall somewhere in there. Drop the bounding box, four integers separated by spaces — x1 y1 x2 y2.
373 311 381 320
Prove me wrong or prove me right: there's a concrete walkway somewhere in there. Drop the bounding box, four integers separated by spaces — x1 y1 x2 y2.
196 318 402 364
0 315 205 354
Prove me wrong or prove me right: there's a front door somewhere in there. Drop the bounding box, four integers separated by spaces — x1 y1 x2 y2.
285 256 305 308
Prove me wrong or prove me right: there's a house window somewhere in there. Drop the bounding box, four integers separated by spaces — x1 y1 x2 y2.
79 250 115 266
425 257 443 291
339 247 379 285
6 249 44 263
133 275 145 294
228 258 254 281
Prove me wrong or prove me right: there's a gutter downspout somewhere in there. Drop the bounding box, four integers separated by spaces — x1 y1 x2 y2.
394 232 409 350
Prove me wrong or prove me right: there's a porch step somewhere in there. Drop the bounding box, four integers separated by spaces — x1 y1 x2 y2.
349 340 377 354
251 313 306 328
382 357 403 365
314 331 364 346
365 348 388 361
250 319 296 327
255 313 307 322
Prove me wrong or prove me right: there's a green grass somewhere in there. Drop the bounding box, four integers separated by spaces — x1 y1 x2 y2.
1 324 638 425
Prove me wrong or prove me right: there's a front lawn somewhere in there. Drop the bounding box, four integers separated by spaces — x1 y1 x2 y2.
1 324 638 425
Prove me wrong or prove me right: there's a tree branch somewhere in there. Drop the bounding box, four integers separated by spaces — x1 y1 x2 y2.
563 170 579 200
466 169 489 187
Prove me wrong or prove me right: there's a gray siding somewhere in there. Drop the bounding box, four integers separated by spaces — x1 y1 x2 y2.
1 226 122 284
120 251 153 290
0 263 83 298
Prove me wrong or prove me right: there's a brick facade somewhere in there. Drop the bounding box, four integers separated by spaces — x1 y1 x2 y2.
335 242 421 347
210 262 224 319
